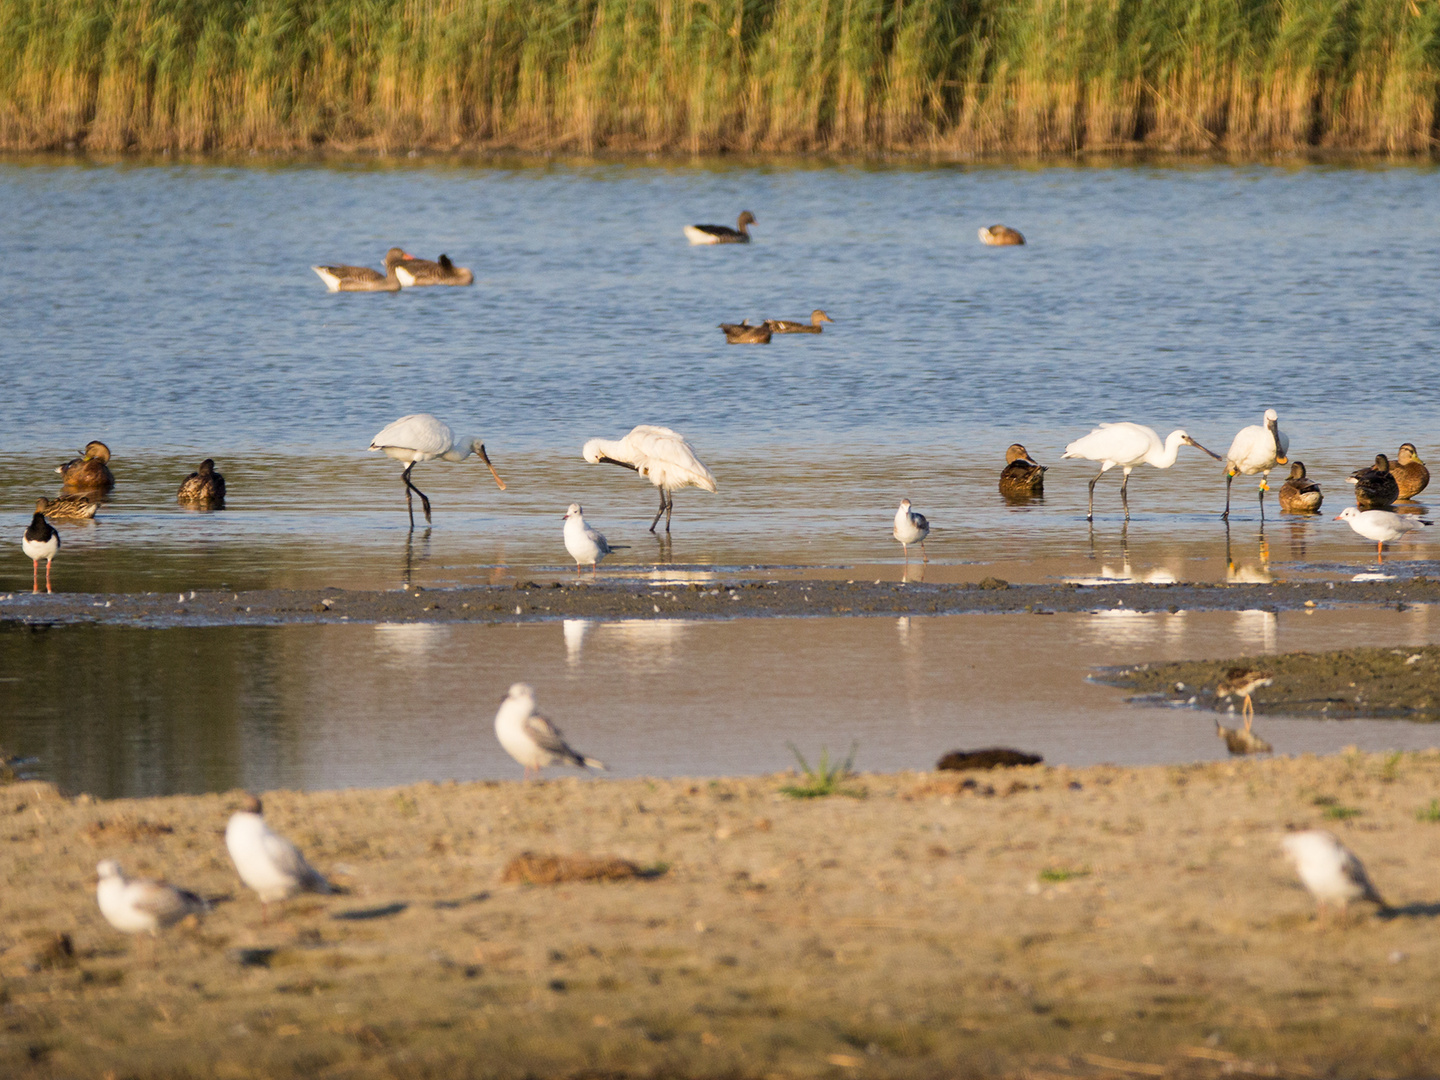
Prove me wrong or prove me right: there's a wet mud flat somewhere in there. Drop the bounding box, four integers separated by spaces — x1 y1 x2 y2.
4 754 1440 1079
4 576 1440 628
1105 646 1440 720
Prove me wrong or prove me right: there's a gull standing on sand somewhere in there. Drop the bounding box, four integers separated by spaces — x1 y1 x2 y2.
563 503 625 570
1334 506 1432 564
96 860 206 937
1222 409 1288 520
494 683 607 780
893 499 930 564
582 426 717 533
1282 830 1388 921
1062 423 1222 521
22 505 59 594
226 794 337 920
369 413 507 527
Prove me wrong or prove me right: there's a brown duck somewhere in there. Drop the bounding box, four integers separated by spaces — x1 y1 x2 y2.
1348 454 1399 509
394 253 474 287
312 247 411 292
1278 461 1323 513
685 211 756 245
999 444 1046 498
1392 443 1429 500
56 441 114 492
764 310 833 334
978 225 1025 246
35 494 98 520
719 320 772 344
177 459 226 504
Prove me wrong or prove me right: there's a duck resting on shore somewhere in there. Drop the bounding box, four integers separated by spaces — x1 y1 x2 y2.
312 247 411 292
764 310 833 334
999 443 1046 499
685 211 756 245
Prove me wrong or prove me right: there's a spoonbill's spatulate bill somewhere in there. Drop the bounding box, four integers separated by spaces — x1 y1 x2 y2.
581 425 717 533
1062 423 1221 521
893 499 930 564
369 413 506 528
1334 506 1432 563
494 682 607 780
22 508 59 594
1223 408 1288 520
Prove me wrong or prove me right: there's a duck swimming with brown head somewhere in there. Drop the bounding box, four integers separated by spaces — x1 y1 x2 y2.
764 310 833 334
719 320 772 344
1349 454 1400 509
1278 461 1323 513
999 443 1046 499
312 247 410 292
1392 443 1429 500
56 441 114 493
177 459 226 505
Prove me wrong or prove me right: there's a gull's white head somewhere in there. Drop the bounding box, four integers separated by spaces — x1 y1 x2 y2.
898 498 912 510
564 503 583 520
1334 506 1361 522
581 440 604 464
505 682 535 703
96 859 123 881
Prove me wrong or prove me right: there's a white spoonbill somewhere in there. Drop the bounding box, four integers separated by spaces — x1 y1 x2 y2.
369 414 507 527
582 425 717 533
893 499 930 564
563 503 626 570
1222 408 1288 520
494 682 607 780
1334 506 1432 563
1062 423 1221 521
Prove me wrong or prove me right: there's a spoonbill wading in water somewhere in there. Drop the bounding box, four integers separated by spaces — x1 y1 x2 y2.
1063 423 1221 521
1222 409 1288 521
369 414 506 527
582 426 717 533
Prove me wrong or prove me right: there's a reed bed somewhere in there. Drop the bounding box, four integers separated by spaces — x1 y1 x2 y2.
1 0 1438 155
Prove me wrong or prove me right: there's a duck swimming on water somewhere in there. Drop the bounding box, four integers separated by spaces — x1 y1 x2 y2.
56 441 114 492
999 444 1046 499
978 225 1025 246
312 247 411 292
1349 454 1399 509
1392 443 1429 500
177 459 226 504
764 310 833 334
393 254 473 287
685 211 756 245
719 320 772 344
1277 461 1322 513
35 494 97 520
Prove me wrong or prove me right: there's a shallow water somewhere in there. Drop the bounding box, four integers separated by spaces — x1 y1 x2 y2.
2 160 1439 592
4 607 1438 798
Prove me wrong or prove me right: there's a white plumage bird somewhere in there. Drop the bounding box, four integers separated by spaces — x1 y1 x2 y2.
95 860 206 936
563 503 625 570
582 425 717 533
1223 408 1289 520
1062 422 1222 521
893 499 930 564
225 794 337 920
494 683 607 780
1281 830 1388 920
369 413 507 527
1334 506 1432 563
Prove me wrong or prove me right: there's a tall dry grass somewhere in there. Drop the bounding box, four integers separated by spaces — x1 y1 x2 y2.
0 0 1436 154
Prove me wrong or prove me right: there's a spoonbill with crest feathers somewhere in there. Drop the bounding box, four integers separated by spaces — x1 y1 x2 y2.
369 414 506 528
1222 409 1288 520
582 426 717 533
1062 423 1221 521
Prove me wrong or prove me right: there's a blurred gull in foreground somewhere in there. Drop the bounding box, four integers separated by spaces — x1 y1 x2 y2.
495 683 607 780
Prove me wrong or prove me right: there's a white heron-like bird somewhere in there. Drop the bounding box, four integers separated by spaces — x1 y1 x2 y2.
1062 423 1221 521
1222 408 1289 521
581 425 717 533
369 414 507 527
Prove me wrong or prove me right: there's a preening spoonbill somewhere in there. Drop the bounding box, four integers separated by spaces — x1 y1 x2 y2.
1281 831 1388 920
999 444 1046 499
96 860 206 937
893 499 930 564
1062 423 1221 521
177 459 226 504
719 320 771 344
494 683 607 780
226 794 337 921
56 441 114 492
312 247 411 292
22 506 59 593
369 414 506 528
978 225 1025 246
1349 454 1400 509
394 253 473 287
581 426 717 533
764 310 833 334
1222 409 1288 520
563 503 626 570
1334 506 1431 563
35 494 97 520
685 211 755 245
1392 443 1429 500
1278 462 1322 513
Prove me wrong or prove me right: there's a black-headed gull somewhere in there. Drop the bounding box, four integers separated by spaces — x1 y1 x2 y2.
563 503 625 570
1282 830 1388 922
96 860 206 936
225 794 337 920
1334 506 1431 563
892 499 930 565
495 683 607 780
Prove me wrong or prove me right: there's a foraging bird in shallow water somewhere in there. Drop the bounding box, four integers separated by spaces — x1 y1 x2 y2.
1282 830 1388 921
312 247 410 292
1062 423 1221 521
1348 454 1400 509
893 499 930 564
764 310 833 334
22 508 59 593
1278 461 1323 513
999 443 1046 499
582 426 717 534
394 253 473 287
177 459 226 504
56 441 114 492
369 414 506 528
1222 409 1288 520
1334 506 1431 563
1392 443 1429 501
685 211 756 245
978 225 1025 246
719 320 771 344
96 860 206 937
35 494 97 520
563 503 625 570
226 794 337 920
494 682 607 780
1216 667 1272 726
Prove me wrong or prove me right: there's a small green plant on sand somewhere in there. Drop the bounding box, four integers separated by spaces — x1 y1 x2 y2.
1322 805 1362 821
1417 800 1440 823
1039 866 1091 883
780 743 864 799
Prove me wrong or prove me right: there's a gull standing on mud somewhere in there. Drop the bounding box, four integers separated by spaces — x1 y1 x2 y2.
22 505 60 594
563 503 625 570
226 794 338 921
1062 423 1221 521
494 683 607 780
369 413 507 527
893 499 930 564
1334 506 1431 563
582 425 717 533
1222 409 1288 520
96 860 206 938
1282 830 1388 921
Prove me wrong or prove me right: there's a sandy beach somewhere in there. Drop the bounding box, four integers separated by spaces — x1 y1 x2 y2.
3 752 1439 1078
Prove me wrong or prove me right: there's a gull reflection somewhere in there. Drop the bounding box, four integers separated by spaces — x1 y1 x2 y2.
596 619 696 672
373 622 449 657
1231 609 1278 653
563 618 591 665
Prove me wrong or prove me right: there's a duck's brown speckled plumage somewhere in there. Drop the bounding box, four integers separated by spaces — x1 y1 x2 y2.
177 459 226 504
999 443 1046 498
35 494 98 520
1278 461 1323 513
56 441 114 492
1393 443 1429 500
719 320 772 344
764 310 833 334
1349 454 1400 509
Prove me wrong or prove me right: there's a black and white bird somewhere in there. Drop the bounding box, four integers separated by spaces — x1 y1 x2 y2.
96 860 206 937
581 425 717 533
684 211 756 245
893 499 930 565
1281 830 1388 921
563 503 625 570
369 413 507 527
22 507 59 594
225 794 337 921
494 683 607 780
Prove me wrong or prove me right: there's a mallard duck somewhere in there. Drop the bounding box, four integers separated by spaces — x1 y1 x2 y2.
1278 461 1323 513
312 247 410 292
764 310 833 334
999 443 1046 498
1393 443 1429 500
55 441 114 492
22 508 59 593
393 253 473 287
177 459 226 504
685 211 755 245
35 494 98 520
978 225 1025 246
719 320 771 344
1348 454 1399 509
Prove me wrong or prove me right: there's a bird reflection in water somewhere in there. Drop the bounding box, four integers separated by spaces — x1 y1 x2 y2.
403 527 432 587
1225 523 1272 584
